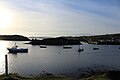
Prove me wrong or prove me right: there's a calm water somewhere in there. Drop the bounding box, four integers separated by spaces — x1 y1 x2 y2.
0 40 120 76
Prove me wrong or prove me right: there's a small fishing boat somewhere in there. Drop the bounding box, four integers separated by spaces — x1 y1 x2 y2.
78 48 84 52
7 43 28 53
40 45 47 48
63 46 72 49
78 45 84 52
93 48 99 50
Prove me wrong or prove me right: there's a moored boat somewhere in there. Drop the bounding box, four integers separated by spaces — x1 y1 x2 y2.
93 47 99 50
7 43 28 53
78 44 84 52
63 46 72 49
78 48 84 52
40 45 47 48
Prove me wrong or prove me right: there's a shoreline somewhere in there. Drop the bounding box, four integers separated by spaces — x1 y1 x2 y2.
1 70 120 80
0 33 120 45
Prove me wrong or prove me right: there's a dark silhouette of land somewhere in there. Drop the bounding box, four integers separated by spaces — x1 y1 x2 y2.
65 33 120 45
1 33 120 45
28 37 81 45
0 35 30 41
81 33 120 45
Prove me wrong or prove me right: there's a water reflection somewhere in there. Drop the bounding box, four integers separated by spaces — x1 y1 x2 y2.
0 41 9 74
0 41 120 77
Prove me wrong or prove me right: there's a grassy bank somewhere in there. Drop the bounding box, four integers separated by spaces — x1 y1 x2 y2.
1 71 120 80
0 73 71 80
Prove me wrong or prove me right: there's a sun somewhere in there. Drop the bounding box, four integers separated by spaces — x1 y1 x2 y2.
0 9 13 29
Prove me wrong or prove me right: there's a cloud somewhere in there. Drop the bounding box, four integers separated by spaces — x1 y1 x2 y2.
1 0 120 36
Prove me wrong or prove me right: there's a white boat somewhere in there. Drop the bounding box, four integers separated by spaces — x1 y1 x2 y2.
78 45 84 52
78 48 84 52
7 43 28 53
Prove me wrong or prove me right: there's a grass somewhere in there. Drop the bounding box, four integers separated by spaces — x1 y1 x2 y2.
1 71 120 80
0 73 72 80
79 73 108 80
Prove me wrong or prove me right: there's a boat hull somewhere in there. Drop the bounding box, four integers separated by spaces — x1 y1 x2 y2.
40 45 47 48
78 48 84 52
63 46 72 49
93 48 99 50
7 48 28 53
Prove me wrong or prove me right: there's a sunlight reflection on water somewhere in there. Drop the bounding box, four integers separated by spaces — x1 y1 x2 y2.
0 41 120 77
0 41 9 74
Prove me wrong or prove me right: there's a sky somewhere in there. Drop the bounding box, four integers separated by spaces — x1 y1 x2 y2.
0 0 120 37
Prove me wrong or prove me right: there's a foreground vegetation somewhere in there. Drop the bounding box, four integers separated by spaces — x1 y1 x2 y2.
1 71 120 80
0 73 71 80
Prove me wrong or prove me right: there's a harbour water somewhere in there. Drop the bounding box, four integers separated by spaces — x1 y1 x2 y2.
0 40 120 76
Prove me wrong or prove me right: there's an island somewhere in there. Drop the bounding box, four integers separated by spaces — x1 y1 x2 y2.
0 35 30 41
28 37 81 45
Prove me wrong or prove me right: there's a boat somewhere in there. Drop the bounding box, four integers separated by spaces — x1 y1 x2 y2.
40 45 47 48
63 46 72 49
7 43 28 53
93 48 99 50
78 45 84 52
78 48 84 52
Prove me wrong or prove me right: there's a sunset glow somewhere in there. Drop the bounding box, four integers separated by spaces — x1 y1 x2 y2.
0 9 13 29
0 0 120 36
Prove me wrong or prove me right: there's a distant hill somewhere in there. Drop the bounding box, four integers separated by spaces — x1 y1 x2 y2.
0 35 30 41
27 33 120 45
28 37 81 45
2 33 119 44
85 33 120 41
65 33 120 45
